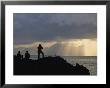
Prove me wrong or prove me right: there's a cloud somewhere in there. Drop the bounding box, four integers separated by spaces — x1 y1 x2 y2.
14 13 97 44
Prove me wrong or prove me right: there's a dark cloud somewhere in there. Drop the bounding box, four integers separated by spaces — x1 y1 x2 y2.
13 13 97 44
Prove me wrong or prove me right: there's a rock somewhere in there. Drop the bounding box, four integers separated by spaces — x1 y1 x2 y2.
14 56 90 75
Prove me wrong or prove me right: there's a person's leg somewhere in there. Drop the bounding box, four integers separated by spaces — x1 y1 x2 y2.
38 52 40 59
41 51 44 58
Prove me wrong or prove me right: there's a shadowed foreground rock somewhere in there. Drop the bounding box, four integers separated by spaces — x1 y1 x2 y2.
14 56 90 75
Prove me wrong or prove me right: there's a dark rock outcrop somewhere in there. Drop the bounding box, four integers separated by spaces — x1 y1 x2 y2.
14 56 90 75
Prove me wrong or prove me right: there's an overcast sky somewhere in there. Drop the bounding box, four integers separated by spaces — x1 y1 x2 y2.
14 13 97 45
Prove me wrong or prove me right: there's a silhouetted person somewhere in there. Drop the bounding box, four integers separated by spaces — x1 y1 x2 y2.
25 51 30 59
17 51 22 59
37 44 44 59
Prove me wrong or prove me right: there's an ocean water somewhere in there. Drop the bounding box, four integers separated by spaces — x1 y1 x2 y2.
30 55 97 75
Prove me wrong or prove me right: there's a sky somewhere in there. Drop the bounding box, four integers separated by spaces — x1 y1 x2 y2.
14 13 97 56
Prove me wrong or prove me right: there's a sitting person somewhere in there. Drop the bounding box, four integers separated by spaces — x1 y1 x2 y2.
25 51 30 59
17 51 22 59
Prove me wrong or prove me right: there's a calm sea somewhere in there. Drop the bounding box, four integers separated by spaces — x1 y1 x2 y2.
30 55 97 75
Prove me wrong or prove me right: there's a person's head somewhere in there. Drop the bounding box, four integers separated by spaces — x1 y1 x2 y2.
39 44 41 46
26 51 28 53
18 51 20 53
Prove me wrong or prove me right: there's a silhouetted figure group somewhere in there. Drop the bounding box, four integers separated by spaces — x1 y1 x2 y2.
16 51 30 59
14 44 90 75
16 44 44 60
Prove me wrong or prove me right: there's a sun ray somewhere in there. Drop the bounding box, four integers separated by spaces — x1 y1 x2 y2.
14 39 97 56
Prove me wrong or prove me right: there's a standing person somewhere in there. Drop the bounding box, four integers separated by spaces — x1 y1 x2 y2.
25 51 30 59
37 44 44 59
